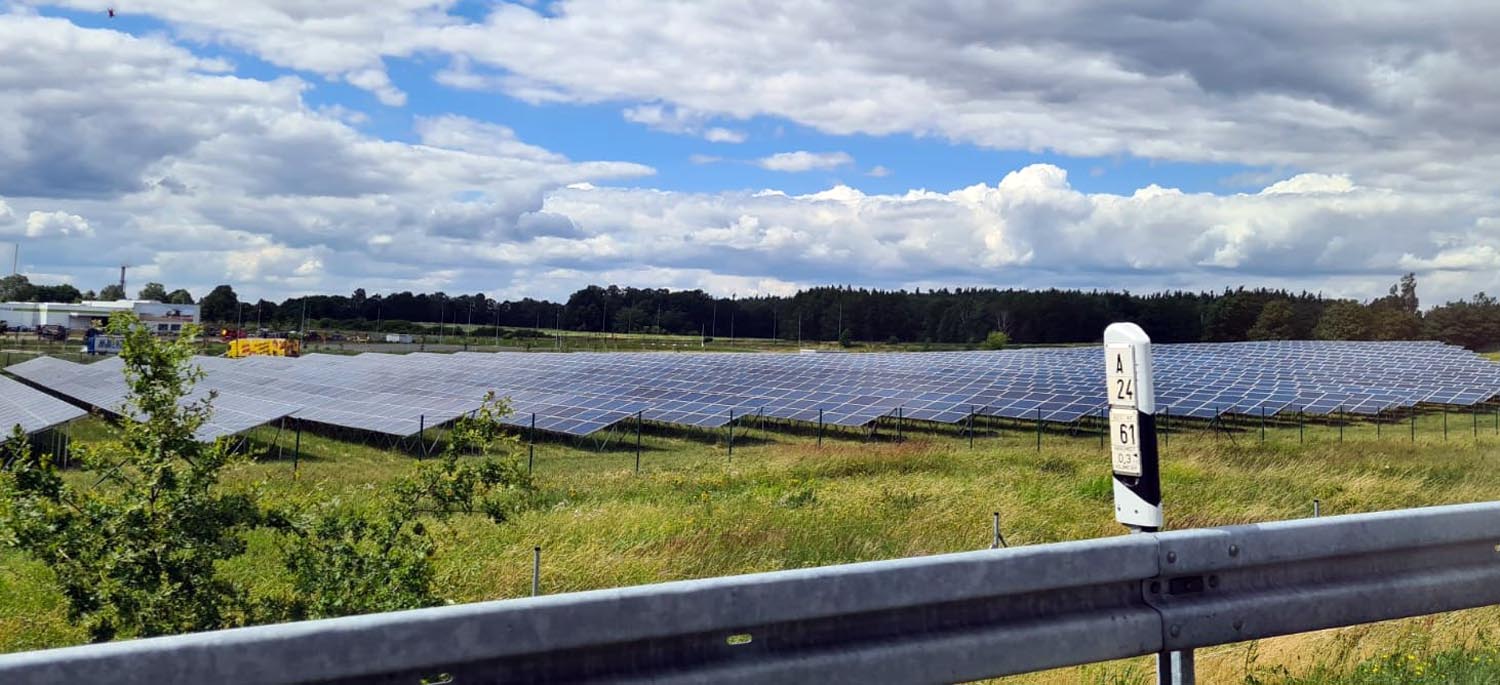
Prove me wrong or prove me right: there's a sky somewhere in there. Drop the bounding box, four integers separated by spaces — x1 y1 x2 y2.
1 2 1499 306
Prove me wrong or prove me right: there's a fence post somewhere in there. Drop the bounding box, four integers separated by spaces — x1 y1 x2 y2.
1444 406 1448 441
1163 406 1170 449
531 547 541 597
1099 406 1105 450
896 407 903 442
1313 499 1321 517
635 410 643 474
728 409 734 461
293 422 301 478
991 512 1005 549
418 414 426 459
1035 407 1041 452
968 407 976 449
818 408 824 447
1411 409 1416 443
1298 409 1304 444
1338 406 1344 443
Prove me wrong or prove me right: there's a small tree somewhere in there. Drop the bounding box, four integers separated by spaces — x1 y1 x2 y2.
981 331 1011 350
97 284 126 301
838 328 854 348
0 314 261 641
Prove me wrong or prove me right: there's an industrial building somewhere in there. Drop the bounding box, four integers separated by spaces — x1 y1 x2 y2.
0 300 200 334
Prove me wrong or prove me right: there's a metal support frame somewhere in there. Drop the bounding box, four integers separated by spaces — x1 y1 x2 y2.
12 503 1500 685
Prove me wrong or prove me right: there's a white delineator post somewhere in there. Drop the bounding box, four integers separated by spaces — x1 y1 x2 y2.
1105 322 1162 532
1106 323 1191 684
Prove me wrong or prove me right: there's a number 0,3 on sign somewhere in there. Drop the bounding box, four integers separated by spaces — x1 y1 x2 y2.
1109 407 1142 476
1106 344 1137 408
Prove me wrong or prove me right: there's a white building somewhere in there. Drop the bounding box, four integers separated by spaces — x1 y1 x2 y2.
0 300 200 334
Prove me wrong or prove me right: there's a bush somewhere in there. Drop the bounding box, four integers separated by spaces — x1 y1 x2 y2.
981 331 1010 350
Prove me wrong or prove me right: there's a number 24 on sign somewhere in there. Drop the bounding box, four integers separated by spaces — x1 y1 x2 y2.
1106 345 1137 407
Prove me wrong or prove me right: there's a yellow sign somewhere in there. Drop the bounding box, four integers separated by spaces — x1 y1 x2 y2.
228 338 301 358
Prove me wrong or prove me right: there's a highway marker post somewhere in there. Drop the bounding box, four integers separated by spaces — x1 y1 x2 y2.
1105 323 1187 684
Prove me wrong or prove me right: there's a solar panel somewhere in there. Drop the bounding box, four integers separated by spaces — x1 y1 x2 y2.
9 340 1499 439
0 374 87 436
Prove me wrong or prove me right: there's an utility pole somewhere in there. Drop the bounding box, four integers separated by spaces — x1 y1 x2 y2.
8 242 17 275
730 292 736 342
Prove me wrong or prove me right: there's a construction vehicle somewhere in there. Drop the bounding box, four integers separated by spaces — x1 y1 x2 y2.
227 338 301 358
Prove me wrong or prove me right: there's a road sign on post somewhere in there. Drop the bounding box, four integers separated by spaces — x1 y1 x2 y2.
1105 323 1162 532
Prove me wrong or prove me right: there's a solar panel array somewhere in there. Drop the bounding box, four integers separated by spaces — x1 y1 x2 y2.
0 374 86 436
6 340 1500 440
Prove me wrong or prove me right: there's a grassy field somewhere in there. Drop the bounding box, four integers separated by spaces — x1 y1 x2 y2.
4 407 1500 683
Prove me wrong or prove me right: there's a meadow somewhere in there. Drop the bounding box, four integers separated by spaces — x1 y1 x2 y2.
4 406 1500 683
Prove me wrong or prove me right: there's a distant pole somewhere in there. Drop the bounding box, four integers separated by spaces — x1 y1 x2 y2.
531 547 541 596
1163 406 1170 449
818 408 824 446
418 414 425 458
968 406 975 449
528 413 536 474
1035 407 1042 451
635 410 642 473
1098 406 1105 449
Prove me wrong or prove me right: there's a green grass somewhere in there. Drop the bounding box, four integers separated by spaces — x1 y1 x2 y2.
6 409 1500 683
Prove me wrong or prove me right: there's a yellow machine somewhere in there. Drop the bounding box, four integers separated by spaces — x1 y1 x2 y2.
227 338 301 359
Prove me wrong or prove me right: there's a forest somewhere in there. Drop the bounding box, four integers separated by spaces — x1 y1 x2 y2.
4 273 1499 349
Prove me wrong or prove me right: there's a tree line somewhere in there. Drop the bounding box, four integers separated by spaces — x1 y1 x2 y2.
7 272 1500 349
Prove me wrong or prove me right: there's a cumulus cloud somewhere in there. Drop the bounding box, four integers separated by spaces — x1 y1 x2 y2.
757 151 854 172
24 211 92 238
703 127 747 143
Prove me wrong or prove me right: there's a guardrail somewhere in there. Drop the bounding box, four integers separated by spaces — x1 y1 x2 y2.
3 502 1499 684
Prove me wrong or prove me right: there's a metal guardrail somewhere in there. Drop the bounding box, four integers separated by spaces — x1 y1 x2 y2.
3 502 1500 684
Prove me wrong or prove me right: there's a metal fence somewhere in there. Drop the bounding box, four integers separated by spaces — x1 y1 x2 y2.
3 502 1499 684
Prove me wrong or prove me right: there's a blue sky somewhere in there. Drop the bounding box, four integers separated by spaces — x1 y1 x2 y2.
2 2 1497 304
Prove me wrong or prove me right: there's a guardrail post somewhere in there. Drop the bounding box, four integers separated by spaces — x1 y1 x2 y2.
1158 650 1195 685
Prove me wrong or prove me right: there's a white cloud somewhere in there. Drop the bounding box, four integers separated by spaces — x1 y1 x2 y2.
866 165 891 177
703 127 746 143
24 210 92 238
757 151 854 172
